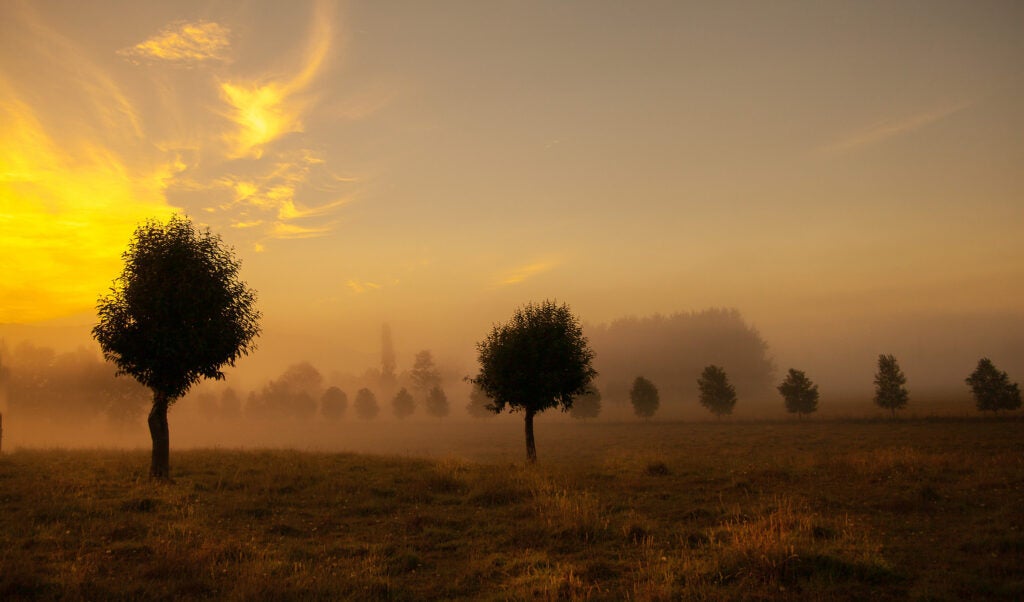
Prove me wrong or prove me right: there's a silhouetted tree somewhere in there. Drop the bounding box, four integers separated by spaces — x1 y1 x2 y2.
778 368 819 417
380 324 397 386
354 388 379 420
965 358 1021 414
570 386 602 420
466 384 497 419
392 387 415 419
470 300 596 463
629 377 659 420
220 388 242 420
247 362 322 420
93 216 259 478
698 365 737 417
873 354 908 418
321 386 348 420
410 350 441 395
425 385 449 418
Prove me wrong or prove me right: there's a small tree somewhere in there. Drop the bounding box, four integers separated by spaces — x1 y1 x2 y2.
698 365 737 417
321 386 347 420
630 377 659 420
965 358 1021 414
470 300 596 463
570 386 602 420
354 388 379 420
425 385 449 418
874 354 908 418
410 350 441 395
392 387 415 419
778 368 819 417
466 384 497 419
93 216 260 478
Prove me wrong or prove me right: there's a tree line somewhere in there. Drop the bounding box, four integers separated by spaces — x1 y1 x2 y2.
80 216 1023 475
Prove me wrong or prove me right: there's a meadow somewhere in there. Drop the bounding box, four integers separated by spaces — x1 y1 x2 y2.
1 418 1022 600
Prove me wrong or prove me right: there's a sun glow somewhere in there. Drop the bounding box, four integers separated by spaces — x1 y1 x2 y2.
0 92 176 323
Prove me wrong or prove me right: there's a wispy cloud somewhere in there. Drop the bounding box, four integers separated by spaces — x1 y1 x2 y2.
219 1 332 158
347 280 382 294
120 21 231 65
820 101 973 155
496 260 559 287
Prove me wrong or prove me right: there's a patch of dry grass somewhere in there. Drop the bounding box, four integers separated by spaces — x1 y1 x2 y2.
1 418 1022 600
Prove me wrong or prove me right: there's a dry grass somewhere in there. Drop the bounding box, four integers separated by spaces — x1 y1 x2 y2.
1 418 1022 600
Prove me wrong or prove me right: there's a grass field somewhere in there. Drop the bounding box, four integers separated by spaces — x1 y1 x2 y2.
1 418 1022 600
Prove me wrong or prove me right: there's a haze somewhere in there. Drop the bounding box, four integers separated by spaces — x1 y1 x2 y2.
2 1 1023 448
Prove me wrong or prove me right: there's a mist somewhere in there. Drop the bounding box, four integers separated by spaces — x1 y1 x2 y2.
4 303 1021 451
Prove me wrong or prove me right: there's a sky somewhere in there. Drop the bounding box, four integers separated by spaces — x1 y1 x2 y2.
2 0 1023 395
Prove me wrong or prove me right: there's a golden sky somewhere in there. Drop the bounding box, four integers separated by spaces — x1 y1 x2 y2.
2 0 1022 385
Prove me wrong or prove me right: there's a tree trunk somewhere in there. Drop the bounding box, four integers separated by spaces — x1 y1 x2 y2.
148 392 170 479
524 408 537 464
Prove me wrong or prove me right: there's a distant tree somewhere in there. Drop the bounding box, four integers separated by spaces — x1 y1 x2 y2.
630 377 659 420
777 368 819 417
410 350 442 395
354 388 379 420
392 387 415 419
321 386 348 420
220 388 242 419
248 362 322 419
93 216 260 478
425 385 449 418
570 386 602 420
466 385 497 419
380 324 397 386
965 358 1021 414
470 300 597 463
698 365 737 417
873 354 908 418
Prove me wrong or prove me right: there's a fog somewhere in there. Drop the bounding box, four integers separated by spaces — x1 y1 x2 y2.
3 304 1022 451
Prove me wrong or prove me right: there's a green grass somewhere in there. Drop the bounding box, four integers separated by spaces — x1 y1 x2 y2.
1 419 1022 600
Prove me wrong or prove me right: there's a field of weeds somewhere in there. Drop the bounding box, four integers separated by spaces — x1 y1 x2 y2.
1 418 1022 600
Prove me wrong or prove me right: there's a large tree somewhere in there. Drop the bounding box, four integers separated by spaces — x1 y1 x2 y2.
965 358 1021 414
470 300 596 463
698 365 737 417
630 377 659 420
410 350 442 395
778 368 819 417
93 216 260 478
873 354 908 418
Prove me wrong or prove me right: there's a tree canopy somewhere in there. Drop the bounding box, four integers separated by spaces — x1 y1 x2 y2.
778 368 819 417
697 365 737 417
630 377 659 419
392 387 415 419
873 354 908 418
965 358 1021 414
470 300 596 462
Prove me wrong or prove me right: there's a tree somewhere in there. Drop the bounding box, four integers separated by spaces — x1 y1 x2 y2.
874 354 908 418
965 358 1021 414
354 388 379 420
380 324 397 386
425 385 449 418
698 365 737 417
321 386 348 420
630 377 659 420
778 368 819 417
410 350 441 395
93 216 260 478
392 387 415 419
570 386 602 420
466 384 497 419
470 300 597 463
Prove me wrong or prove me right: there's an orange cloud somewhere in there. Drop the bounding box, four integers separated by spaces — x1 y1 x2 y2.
496 260 560 286
120 21 231 65
219 1 332 158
